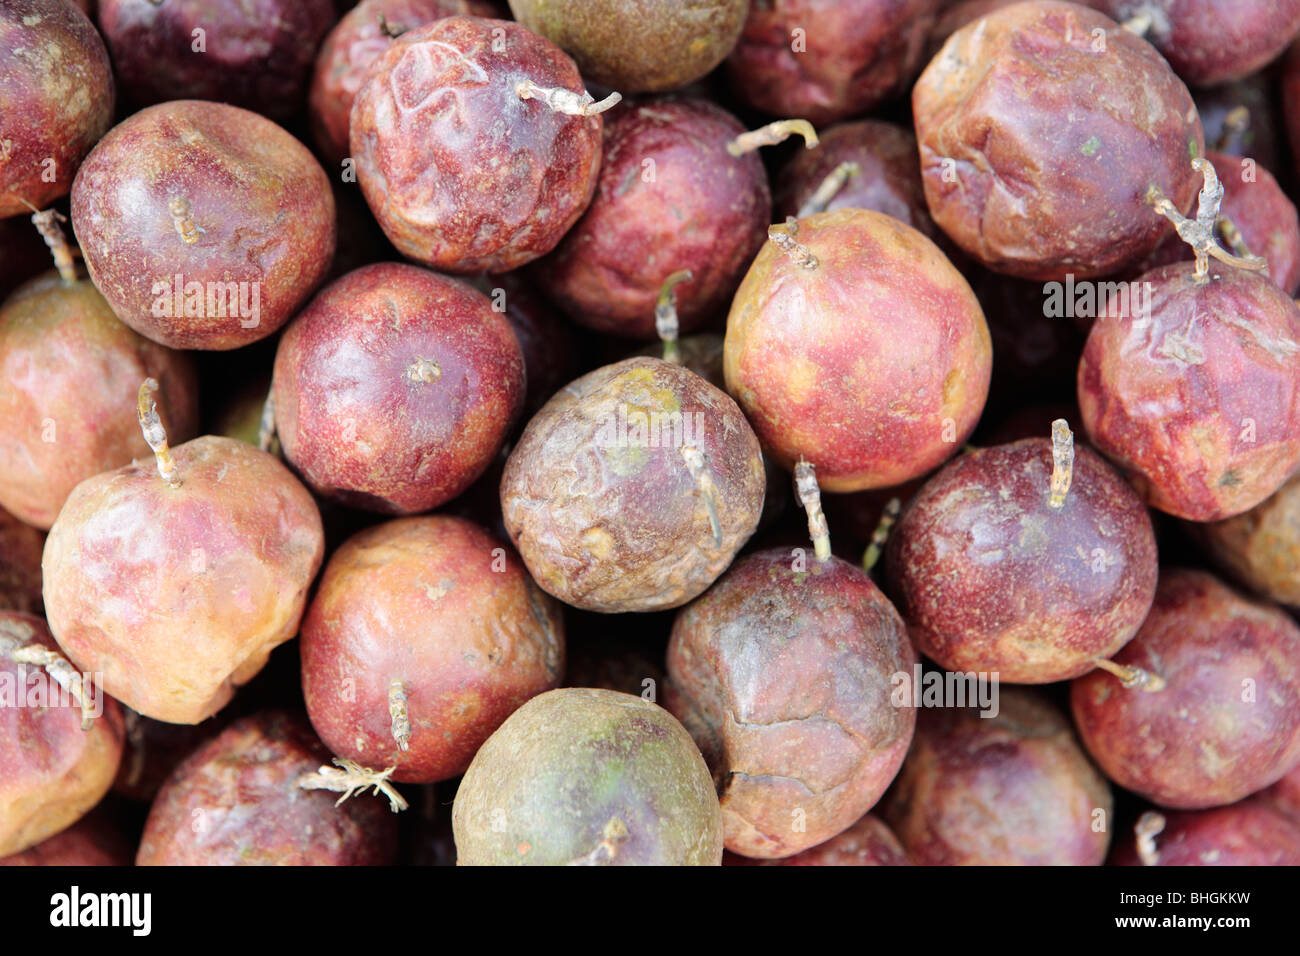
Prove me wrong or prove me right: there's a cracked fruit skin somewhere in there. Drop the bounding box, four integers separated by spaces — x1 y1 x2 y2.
886 438 1158 683
882 689 1113 866
350 17 602 274
665 549 917 859
452 688 723 865
725 0 942 127
1190 472 1300 608
273 263 525 515
301 515 564 784
70 100 336 350
724 208 991 492
1077 262 1300 522
0 612 124 857
501 356 765 613
41 437 325 725
533 96 770 340
0 0 114 218
0 272 198 530
136 711 398 866
913 1 1203 281
97 0 334 123
1071 569 1300 810
1111 798 1300 866
508 0 747 93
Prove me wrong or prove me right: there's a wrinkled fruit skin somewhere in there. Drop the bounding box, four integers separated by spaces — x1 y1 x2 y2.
0 0 114 218
1111 799 1300 866
0 273 198 529
724 208 991 491
533 96 770 340
1071 569 1300 810
774 119 936 237
0 612 124 857
350 17 602 273
1098 0 1300 87
452 688 723 865
887 438 1158 683
771 814 912 866
501 357 765 613
0 812 132 866
666 550 917 859
274 263 524 514
302 515 564 783
1143 152 1300 295
914 1 1203 280
882 689 1113 865
725 0 942 127
508 0 747 93
136 711 398 865
0 509 44 615
71 100 336 350
1191 472 1300 608
309 0 499 165
98 0 335 122
42 436 325 724
1078 262 1300 521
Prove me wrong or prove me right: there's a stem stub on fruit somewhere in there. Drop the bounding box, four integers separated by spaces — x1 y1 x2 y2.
794 459 831 562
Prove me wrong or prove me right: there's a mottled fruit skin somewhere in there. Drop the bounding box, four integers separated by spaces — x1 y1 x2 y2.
0 509 44 616
274 263 525 514
71 101 336 350
914 1 1203 280
501 357 765 613
350 18 602 273
882 689 1113 865
0 612 124 857
98 0 335 122
0 812 133 866
1071 569 1300 810
509 0 746 93
724 208 991 491
302 516 564 783
1111 799 1300 866
136 711 398 865
1191 473 1300 608
1078 262 1300 521
771 814 911 866
1098 0 1300 87
0 0 114 218
42 437 325 724
725 0 942 127
887 438 1158 683
666 550 917 859
774 120 936 238
309 0 499 165
534 97 770 340
1143 152 1300 295
453 688 723 865
0 273 198 529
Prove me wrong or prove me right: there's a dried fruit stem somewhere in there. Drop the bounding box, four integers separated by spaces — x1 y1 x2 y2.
862 497 901 572
168 197 202 245
0 619 96 730
376 13 407 37
1146 158 1266 282
1091 657 1167 692
407 356 441 384
30 208 77 284
1135 811 1166 866
516 80 621 116
1216 214 1253 260
1048 419 1074 509
567 817 630 865
727 119 819 157
298 758 408 813
1121 11 1153 34
655 269 692 364
1214 106 1250 152
138 378 181 488
768 216 818 269
794 459 831 562
389 678 411 752
257 384 279 455
681 447 722 548
798 161 861 218
123 708 146 788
